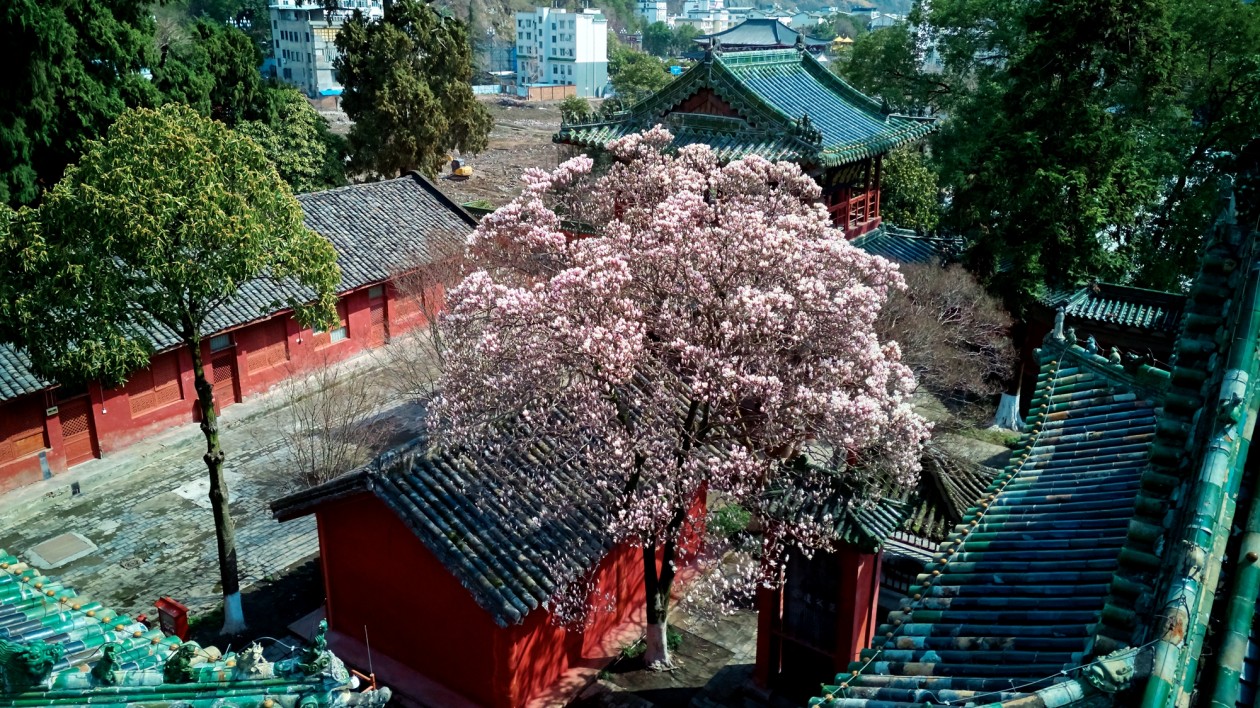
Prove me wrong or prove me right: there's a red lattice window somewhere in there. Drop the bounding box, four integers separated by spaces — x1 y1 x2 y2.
213 361 235 385
246 339 289 374
127 354 183 417
61 410 89 438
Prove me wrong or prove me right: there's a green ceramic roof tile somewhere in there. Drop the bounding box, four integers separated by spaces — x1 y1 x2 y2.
0 174 475 403
0 550 388 707
556 49 935 168
1039 282 1186 333
851 227 962 266
808 341 1164 707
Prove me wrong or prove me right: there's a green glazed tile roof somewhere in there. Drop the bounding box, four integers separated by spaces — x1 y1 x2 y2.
1040 281 1186 333
894 445 999 544
809 342 1166 706
0 550 387 707
556 48 934 168
851 227 961 266
0 173 474 403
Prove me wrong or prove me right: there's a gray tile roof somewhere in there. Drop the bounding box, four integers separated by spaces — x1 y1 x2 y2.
272 438 611 628
0 174 475 402
0 344 49 402
298 173 477 293
695 18 831 48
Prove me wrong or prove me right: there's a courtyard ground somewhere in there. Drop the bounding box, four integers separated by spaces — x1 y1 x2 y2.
0 350 419 644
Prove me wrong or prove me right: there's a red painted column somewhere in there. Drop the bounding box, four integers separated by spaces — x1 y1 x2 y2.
753 584 783 688
834 547 882 665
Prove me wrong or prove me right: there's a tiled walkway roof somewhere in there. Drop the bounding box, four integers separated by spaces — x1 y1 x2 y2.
273 439 611 628
556 48 934 168
1039 282 1185 333
810 342 1166 706
851 228 960 265
0 549 386 706
0 174 474 403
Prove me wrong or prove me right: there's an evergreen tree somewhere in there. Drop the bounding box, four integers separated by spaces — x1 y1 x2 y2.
0 0 161 207
336 0 493 178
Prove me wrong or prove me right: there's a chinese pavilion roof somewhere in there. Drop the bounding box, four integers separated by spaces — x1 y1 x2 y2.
694 19 831 51
555 48 935 169
809 182 1260 706
0 549 388 707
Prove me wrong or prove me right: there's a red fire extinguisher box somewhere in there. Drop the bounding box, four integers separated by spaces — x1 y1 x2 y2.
156 596 189 640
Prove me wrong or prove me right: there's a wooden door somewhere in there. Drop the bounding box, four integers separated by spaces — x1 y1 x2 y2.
211 354 239 408
369 298 388 346
59 397 97 467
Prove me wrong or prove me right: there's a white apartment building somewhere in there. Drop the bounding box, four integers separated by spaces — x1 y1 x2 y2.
676 0 736 35
515 7 609 97
637 0 669 25
269 0 384 98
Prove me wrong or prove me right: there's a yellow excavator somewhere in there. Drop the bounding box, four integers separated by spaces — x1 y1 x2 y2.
449 157 473 179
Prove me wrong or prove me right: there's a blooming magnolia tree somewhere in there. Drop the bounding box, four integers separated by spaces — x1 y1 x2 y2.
432 127 930 667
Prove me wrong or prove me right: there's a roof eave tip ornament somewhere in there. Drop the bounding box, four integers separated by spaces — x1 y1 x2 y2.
1049 306 1067 345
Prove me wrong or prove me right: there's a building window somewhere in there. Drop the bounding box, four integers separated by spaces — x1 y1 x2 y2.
273 19 278 28
126 354 183 417
306 32 311 42
368 285 385 299
275 39 280 48
552 35 556 42
314 302 350 347
209 334 233 352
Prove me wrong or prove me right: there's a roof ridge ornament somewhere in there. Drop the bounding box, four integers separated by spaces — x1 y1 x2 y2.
792 113 822 145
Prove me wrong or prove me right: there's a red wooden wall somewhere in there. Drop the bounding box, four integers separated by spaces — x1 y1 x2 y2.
0 282 437 491
312 489 707 707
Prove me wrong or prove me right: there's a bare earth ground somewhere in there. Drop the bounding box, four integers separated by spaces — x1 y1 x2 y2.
320 98 565 207
435 99 565 206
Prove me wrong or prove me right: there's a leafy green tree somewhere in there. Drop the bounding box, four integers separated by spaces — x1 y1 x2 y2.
880 145 939 232
840 22 947 114
237 88 348 193
154 20 272 126
609 44 672 106
642 21 673 57
186 0 271 47
336 0 493 178
0 104 340 635
1124 0 1260 289
1 0 161 207
671 24 701 55
921 0 1174 309
558 95 595 124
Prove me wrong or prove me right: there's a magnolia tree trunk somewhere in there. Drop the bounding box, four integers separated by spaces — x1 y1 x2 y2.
188 337 246 635
642 530 680 669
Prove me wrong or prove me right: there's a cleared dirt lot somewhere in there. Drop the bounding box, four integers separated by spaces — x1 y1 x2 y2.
435 99 567 207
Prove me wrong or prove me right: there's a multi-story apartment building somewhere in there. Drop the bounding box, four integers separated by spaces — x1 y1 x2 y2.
269 0 384 98
637 0 669 25
515 7 609 97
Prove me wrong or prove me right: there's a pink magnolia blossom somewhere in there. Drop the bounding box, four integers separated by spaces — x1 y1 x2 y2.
431 127 930 665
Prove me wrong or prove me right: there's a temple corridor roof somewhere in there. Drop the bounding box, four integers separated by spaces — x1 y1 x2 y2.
811 347 1164 706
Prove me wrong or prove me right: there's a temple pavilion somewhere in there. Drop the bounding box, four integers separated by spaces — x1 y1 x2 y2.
554 43 935 238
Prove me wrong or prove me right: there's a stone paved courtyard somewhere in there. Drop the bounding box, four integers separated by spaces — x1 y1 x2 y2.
0 351 422 623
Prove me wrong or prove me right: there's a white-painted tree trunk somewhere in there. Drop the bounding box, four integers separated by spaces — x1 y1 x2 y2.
221 591 246 635
643 622 671 670
993 392 1022 431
